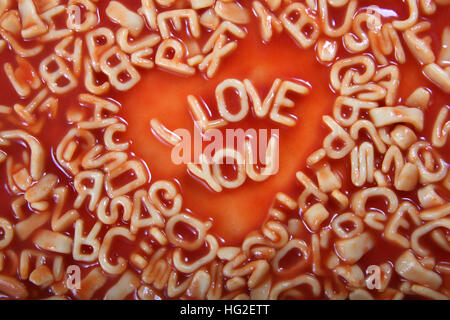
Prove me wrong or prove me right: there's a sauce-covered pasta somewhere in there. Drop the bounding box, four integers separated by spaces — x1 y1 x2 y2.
0 0 448 300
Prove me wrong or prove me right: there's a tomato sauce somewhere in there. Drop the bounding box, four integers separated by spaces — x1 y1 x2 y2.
0 0 448 300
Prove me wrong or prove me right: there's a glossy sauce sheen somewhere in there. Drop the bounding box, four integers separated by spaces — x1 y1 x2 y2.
0 0 448 300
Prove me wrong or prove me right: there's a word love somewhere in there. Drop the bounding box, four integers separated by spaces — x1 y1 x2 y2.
188 77 311 129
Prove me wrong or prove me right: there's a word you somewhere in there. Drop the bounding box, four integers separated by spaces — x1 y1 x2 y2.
151 122 280 192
